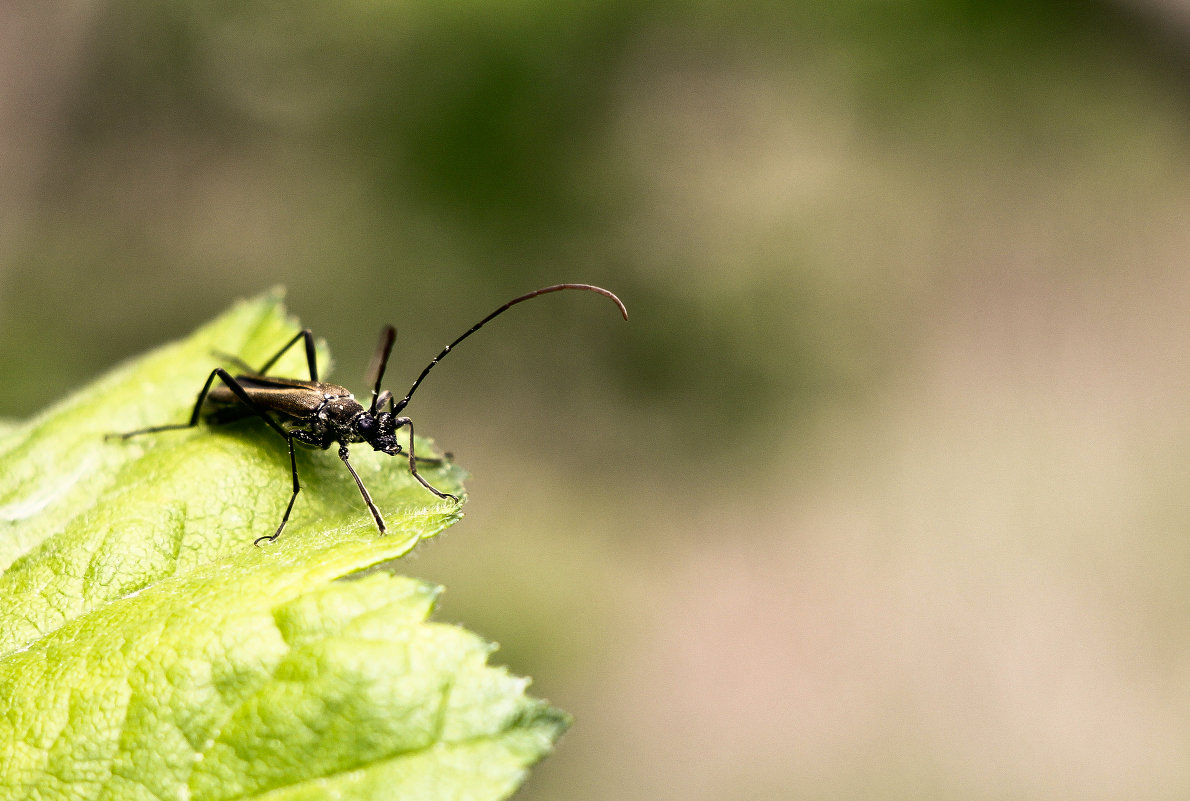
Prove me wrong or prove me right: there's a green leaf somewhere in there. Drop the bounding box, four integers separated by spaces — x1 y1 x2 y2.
0 292 568 800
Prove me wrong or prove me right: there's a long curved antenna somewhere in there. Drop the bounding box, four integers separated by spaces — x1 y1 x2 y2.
366 325 397 413
392 283 628 414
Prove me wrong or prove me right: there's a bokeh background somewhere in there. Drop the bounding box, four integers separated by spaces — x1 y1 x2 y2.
4 1 1190 798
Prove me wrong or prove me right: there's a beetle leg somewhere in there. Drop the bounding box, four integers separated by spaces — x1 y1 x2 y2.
107 367 289 440
392 416 459 502
337 445 387 534
255 328 319 381
255 431 304 546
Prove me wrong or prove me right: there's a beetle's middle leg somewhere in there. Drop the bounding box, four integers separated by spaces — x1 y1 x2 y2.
254 431 305 546
336 445 387 535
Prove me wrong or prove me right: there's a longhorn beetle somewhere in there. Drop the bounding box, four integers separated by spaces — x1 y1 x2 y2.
107 283 628 546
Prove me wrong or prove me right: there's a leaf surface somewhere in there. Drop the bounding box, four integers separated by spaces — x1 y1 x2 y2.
0 293 567 800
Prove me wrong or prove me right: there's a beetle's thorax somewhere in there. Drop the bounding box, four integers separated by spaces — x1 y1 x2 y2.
314 393 368 443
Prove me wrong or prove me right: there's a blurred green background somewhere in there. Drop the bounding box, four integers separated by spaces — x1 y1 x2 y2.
4 1 1190 798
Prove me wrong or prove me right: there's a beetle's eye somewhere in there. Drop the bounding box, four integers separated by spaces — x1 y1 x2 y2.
356 414 377 437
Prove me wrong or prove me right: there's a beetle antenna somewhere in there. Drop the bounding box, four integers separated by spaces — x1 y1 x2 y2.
392 283 627 414
366 325 397 414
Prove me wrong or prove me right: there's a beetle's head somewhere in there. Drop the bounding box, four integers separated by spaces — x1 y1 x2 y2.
354 411 402 455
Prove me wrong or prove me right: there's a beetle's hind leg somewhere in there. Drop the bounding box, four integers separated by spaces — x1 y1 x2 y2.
104 368 311 547
256 329 319 380
106 367 233 440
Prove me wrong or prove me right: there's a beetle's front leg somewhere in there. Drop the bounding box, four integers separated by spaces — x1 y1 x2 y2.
392 416 459 502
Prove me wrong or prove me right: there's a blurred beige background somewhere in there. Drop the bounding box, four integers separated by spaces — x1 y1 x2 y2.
4 2 1190 799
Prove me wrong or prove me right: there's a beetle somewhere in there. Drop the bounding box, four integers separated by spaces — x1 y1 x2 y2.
107 283 628 545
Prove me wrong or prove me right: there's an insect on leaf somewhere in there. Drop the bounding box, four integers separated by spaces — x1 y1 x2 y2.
0 291 569 801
